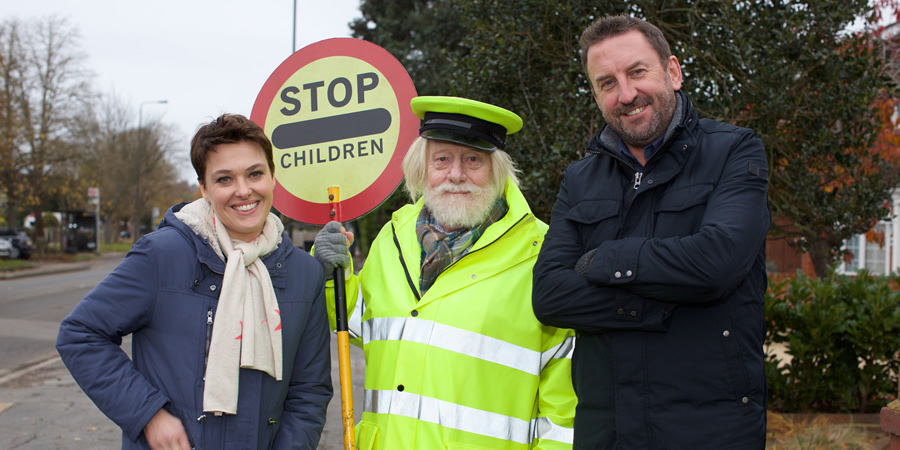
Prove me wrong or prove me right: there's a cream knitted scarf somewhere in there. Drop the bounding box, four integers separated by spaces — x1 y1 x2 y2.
175 199 284 415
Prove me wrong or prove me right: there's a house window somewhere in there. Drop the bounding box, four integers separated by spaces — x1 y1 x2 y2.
840 222 891 275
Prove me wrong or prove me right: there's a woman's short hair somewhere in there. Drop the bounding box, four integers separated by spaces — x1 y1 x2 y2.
401 136 520 202
190 113 274 185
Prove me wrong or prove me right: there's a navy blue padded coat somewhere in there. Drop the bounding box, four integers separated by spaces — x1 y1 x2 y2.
57 202 333 449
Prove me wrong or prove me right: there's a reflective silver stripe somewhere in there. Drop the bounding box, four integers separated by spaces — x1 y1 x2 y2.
347 286 364 340
366 389 533 444
540 335 575 370
531 416 574 444
362 317 544 376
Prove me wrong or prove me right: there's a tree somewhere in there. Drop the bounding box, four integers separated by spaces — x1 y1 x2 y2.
354 0 900 276
350 0 470 97
657 0 900 277
75 94 188 244
346 0 474 252
450 0 608 220
0 19 26 229
128 116 177 241
0 16 94 249
1 17 192 253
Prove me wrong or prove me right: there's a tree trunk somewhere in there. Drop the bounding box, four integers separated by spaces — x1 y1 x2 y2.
131 215 139 244
31 204 44 257
807 238 833 278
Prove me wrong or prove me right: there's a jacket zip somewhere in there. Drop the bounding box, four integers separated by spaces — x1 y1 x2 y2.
587 150 647 237
391 224 421 302
587 119 684 177
204 308 213 375
195 308 212 450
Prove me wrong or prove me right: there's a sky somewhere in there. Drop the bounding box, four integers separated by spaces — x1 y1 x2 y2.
2 0 363 182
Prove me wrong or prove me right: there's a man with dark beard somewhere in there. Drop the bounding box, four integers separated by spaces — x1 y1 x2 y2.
313 96 576 449
532 15 770 448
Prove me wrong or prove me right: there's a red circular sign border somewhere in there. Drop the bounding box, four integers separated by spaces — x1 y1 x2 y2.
250 38 417 225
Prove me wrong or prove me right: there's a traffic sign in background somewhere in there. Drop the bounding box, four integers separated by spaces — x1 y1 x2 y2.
251 38 418 225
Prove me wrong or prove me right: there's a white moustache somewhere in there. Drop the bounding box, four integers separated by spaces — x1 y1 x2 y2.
434 183 484 195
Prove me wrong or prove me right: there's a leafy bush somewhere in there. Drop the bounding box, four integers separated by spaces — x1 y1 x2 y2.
765 270 900 413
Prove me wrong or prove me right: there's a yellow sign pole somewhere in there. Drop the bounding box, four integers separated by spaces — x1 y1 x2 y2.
328 186 356 450
252 39 417 448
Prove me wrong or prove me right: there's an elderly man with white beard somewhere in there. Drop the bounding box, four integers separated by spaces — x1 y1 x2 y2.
312 96 577 449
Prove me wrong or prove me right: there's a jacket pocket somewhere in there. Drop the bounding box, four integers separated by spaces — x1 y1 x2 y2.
566 199 621 247
565 199 620 224
653 183 713 237
716 317 752 406
356 421 380 450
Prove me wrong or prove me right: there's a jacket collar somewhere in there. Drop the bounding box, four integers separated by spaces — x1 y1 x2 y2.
389 178 539 305
392 177 534 241
471 178 535 252
159 202 291 274
589 91 695 157
587 92 698 186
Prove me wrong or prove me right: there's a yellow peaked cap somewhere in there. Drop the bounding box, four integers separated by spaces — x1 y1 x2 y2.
410 96 523 134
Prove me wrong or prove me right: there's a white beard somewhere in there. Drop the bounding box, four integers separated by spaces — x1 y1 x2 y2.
423 182 499 231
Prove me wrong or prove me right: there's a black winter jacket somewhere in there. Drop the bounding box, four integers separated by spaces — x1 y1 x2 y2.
533 92 769 449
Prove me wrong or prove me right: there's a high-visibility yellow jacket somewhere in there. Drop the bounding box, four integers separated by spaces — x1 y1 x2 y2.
326 178 575 449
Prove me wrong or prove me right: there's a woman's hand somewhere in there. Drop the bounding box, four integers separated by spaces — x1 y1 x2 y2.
144 408 190 450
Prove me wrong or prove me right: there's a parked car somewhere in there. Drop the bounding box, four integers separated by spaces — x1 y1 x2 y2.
0 228 34 260
0 238 12 259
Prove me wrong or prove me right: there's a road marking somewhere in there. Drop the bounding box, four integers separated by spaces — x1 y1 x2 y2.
0 355 60 387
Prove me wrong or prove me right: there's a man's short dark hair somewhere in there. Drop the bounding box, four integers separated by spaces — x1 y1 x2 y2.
579 15 673 76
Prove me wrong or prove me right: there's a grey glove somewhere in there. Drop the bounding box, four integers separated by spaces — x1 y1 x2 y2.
574 248 597 276
313 221 352 278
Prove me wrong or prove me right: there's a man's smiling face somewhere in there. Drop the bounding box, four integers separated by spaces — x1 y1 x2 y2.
587 29 683 152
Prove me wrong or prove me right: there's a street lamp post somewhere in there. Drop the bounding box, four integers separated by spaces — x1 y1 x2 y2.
293 0 297 53
134 100 167 242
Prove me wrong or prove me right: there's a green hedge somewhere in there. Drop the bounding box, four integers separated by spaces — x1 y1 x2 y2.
765 269 900 413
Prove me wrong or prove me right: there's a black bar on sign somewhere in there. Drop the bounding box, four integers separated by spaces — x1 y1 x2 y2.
271 108 392 149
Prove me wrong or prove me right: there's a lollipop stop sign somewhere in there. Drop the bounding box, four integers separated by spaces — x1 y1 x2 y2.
251 38 418 224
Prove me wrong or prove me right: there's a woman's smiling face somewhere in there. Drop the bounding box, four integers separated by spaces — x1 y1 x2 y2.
199 141 275 242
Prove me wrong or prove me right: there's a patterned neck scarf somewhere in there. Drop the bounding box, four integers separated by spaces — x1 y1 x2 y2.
416 196 509 295
174 198 285 415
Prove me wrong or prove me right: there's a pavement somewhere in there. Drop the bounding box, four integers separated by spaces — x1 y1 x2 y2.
0 256 98 280
0 253 365 449
0 254 123 449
